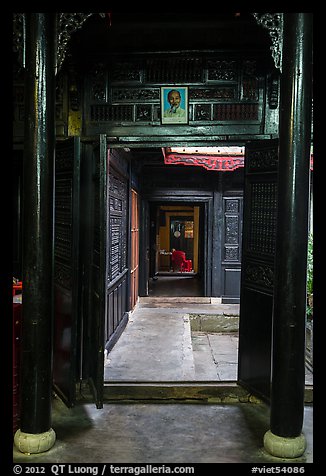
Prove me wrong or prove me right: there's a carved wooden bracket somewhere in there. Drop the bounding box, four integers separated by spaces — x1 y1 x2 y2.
252 13 283 72
13 13 105 73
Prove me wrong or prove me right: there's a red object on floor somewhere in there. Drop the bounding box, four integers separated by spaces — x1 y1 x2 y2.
13 302 22 435
183 259 192 272
13 281 22 296
171 250 192 272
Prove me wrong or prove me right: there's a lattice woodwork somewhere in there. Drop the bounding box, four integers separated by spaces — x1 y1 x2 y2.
54 143 74 289
108 171 128 282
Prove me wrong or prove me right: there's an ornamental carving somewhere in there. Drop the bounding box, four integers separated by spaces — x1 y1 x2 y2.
90 63 107 102
112 88 160 102
135 105 153 122
252 13 283 72
13 13 105 73
247 148 279 172
244 262 274 290
110 62 142 82
225 246 239 261
190 87 235 100
207 60 237 81
194 104 212 121
57 13 96 71
225 199 239 213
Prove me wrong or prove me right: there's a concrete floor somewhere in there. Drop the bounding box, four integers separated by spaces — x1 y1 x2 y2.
104 302 240 381
13 397 313 464
104 295 313 385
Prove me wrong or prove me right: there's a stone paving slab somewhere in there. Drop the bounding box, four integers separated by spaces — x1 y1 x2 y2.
104 301 313 386
104 308 196 381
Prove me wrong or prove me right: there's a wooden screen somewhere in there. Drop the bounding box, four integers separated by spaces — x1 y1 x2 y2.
106 165 129 343
238 139 278 401
53 137 80 406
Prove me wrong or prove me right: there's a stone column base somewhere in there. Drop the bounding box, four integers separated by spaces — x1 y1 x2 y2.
264 430 306 458
14 428 56 454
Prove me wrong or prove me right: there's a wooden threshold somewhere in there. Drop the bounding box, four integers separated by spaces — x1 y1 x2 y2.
75 381 313 405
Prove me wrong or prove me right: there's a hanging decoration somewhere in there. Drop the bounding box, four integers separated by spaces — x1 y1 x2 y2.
162 147 245 172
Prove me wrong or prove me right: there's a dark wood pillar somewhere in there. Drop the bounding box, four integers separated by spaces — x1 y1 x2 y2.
264 13 313 458
15 13 56 453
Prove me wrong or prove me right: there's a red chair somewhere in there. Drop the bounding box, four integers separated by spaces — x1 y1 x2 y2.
171 250 192 272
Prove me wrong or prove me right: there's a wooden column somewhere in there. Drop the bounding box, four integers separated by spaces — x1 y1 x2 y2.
264 13 313 458
14 13 56 454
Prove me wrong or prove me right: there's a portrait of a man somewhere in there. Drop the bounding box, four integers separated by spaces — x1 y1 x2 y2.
161 87 188 124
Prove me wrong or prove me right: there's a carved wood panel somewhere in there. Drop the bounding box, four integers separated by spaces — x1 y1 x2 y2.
106 158 129 344
86 53 264 128
221 195 243 303
54 143 75 290
108 170 128 282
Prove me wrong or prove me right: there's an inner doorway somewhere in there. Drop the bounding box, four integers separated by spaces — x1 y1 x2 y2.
149 203 203 297
153 205 199 274
170 216 194 265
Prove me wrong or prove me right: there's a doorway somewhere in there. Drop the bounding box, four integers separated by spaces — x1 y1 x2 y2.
103 146 242 384
149 203 202 298
152 206 198 272
170 216 194 264
147 198 211 297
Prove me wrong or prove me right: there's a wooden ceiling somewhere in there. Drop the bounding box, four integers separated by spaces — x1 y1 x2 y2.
68 12 273 60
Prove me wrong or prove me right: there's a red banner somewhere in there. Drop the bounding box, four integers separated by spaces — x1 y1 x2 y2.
163 151 244 171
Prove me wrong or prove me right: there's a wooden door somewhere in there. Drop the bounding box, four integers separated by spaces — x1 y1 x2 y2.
53 137 80 406
130 189 140 309
238 139 278 401
86 135 107 408
139 200 150 296
105 151 129 352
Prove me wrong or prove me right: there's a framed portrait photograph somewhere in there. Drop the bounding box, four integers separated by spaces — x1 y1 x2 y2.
161 86 188 125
